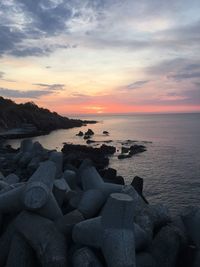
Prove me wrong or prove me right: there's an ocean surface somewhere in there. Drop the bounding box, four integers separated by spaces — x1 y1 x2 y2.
7 113 200 214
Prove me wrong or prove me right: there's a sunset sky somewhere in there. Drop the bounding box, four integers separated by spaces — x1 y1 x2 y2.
0 0 200 114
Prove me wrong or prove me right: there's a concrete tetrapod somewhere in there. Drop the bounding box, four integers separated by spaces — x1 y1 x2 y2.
6 233 37 267
23 160 56 210
78 189 106 218
56 209 84 237
78 160 123 196
0 223 16 267
0 184 25 213
53 178 70 207
148 225 181 267
73 212 149 252
101 193 136 267
182 208 200 267
14 211 68 267
63 170 78 190
49 151 63 179
72 247 103 267
4 173 20 185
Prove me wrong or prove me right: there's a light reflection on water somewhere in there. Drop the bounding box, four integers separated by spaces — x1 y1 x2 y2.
7 113 200 214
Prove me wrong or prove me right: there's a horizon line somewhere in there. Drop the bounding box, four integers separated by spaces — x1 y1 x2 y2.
63 111 200 117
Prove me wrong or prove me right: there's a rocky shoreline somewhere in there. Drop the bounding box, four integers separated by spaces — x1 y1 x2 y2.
0 138 199 267
0 97 96 140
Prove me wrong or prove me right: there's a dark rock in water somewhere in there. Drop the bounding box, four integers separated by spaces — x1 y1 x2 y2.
129 145 146 155
86 139 96 144
103 168 117 180
118 153 132 159
62 143 116 169
121 146 129 153
83 135 91 140
103 131 109 135
118 144 146 159
86 139 113 144
131 176 144 195
76 131 84 137
85 129 94 136
100 144 116 154
131 176 148 204
102 168 125 185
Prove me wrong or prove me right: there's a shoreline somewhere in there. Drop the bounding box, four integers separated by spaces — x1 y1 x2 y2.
0 138 197 266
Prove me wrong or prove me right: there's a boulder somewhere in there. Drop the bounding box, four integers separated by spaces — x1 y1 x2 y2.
76 131 84 137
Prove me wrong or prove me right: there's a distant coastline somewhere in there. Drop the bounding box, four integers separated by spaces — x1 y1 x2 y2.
0 97 97 140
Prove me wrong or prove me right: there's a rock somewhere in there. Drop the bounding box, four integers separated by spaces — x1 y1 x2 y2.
102 167 125 185
131 176 148 204
103 168 117 180
103 131 109 135
100 144 116 154
85 129 94 136
62 143 113 169
131 176 144 195
129 144 146 155
118 153 131 159
121 146 129 153
83 135 91 140
76 131 84 136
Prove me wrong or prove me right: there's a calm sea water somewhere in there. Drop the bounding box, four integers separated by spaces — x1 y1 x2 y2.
7 113 200 214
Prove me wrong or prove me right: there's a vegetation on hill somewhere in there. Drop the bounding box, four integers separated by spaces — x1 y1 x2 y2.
0 97 94 133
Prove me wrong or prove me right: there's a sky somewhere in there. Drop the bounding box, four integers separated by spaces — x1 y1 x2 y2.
0 0 200 114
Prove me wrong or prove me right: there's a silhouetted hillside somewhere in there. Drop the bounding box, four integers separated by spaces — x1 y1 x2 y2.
0 97 95 136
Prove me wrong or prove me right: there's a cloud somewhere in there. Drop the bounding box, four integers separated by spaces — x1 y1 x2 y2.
0 88 53 98
1 0 200 58
33 83 65 91
147 58 200 80
118 80 150 91
0 71 5 79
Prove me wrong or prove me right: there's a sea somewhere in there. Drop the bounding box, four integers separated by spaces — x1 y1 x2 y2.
7 113 200 215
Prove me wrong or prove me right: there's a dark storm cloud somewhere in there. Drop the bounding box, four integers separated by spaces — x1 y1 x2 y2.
0 88 53 98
